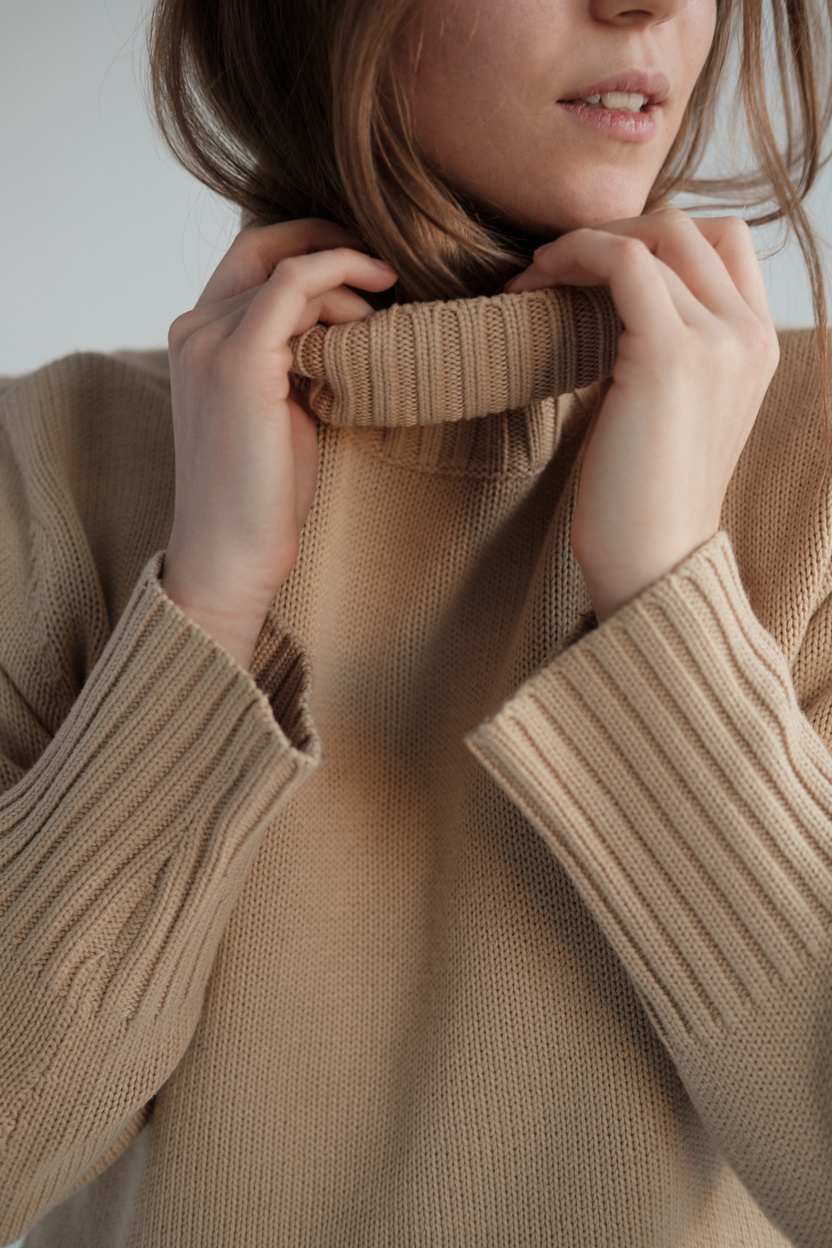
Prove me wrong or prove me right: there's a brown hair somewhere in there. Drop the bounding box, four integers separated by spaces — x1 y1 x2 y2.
148 0 832 447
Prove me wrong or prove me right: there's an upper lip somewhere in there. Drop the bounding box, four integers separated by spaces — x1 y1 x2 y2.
558 69 671 105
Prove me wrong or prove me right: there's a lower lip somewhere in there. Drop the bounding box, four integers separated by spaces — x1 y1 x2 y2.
557 101 660 141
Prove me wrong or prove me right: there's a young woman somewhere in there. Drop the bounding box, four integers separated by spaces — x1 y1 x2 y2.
3 0 832 1244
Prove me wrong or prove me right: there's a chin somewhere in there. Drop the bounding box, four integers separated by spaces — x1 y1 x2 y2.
519 179 654 235
544 199 651 234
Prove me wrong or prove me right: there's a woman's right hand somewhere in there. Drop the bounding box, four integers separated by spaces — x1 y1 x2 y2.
160 219 397 671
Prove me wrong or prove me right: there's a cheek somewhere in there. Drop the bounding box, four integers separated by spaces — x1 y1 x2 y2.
406 0 540 144
692 0 719 74
668 0 718 143
407 44 509 175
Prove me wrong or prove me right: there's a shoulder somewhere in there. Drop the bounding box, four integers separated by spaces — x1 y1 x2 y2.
745 324 831 497
725 324 832 654
0 348 173 489
0 350 175 629
771 323 829 412
751 325 829 451
0 347 171 441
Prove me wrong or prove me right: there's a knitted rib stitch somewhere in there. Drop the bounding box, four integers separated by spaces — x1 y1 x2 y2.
1 287 831 1247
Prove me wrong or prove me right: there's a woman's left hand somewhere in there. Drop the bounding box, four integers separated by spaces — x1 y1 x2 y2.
504 207 780 624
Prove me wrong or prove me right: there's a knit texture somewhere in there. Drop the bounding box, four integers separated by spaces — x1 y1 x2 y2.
1 286 831 1246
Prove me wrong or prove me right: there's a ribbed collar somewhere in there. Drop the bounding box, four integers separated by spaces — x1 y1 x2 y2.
289 285 620 429
289 285 620 477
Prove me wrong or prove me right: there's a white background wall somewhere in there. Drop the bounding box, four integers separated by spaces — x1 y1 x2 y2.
2 0 832 378
1 0 238 377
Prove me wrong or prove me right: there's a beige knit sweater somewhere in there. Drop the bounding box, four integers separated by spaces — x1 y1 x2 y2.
1 285 831 1247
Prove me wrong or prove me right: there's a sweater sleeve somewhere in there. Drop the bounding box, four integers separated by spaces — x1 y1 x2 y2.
466 530 832 1248
0 373 321 1240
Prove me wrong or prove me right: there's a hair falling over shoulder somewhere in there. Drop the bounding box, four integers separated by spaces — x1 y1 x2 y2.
148 0 832 462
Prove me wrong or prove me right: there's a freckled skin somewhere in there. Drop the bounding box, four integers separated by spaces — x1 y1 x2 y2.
402 0 717 236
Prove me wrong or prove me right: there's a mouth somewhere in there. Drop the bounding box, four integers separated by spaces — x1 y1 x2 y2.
555 92 662 142
558 92 653 113
556 70 671 112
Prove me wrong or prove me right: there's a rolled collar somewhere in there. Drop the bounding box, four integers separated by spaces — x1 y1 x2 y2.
290 285 620 429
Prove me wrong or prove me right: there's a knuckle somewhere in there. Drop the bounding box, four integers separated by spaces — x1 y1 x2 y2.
617 236 650 263
230 223 273 251
721 215 752 239
272 254 307 289
172 320 229 380
769 328 781 366
653 205 688 225
227 226 259 258
560 227 595 248
709 313 779 375
755 323 781 372
168 311 197 353
737 307 768 346
229 222 303 278
175 326 212 374
644 206 697 237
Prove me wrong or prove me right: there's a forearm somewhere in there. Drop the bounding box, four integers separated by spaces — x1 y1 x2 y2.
0 553 320 1239
467 531 832 1246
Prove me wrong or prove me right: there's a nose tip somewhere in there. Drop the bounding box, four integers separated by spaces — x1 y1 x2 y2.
589 0 687 26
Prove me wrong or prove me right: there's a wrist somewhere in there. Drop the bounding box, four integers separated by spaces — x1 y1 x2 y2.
583 533 718 625
159 560 273 671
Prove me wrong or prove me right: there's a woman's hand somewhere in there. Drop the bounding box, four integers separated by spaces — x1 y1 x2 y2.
504 208 780 624
160 219 397 670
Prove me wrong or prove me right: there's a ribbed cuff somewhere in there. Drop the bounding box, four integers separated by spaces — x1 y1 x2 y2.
1 550 320 1015
466 531 832 1042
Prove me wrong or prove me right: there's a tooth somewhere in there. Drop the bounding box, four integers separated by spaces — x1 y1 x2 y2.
599 91 647 111
570 90 650 110
600 92 630 109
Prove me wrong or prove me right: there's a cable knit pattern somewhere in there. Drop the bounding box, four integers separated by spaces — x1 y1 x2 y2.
1 295 830 1248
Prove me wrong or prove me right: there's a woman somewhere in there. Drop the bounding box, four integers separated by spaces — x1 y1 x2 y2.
2 0 832 1243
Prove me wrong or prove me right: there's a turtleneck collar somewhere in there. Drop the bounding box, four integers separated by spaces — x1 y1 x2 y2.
290 285 620 429
288 285 620 478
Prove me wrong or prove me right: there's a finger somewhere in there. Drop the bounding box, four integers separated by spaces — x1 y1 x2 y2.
593 211 770 323
536 210 770 325
197 218 371 307
188 282 377 334
505 260 605 293
177 286 259 332
506 229 699 338
242 248 397 345
291 284 383 328
535 214 736 318
682 215 772 325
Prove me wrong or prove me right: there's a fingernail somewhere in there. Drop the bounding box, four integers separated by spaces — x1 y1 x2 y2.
533 241 556 258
